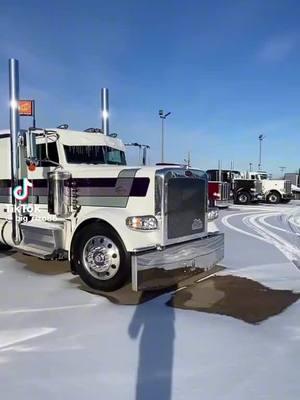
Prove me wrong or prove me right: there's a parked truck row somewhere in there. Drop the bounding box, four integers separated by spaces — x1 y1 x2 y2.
0 59 224 293
207 168 293 207
1 57 294 293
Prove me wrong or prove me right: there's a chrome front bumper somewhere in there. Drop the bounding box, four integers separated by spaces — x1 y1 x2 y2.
282 193 294 200
216 200 232 208
131 232 224 291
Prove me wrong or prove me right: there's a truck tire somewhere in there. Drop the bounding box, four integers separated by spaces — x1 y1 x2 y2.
72 222 131 292
0 242 12 251
266 192 281 204
235 191 251 205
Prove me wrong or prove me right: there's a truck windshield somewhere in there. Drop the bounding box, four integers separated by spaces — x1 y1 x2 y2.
259 174 268 180
64 145 126 165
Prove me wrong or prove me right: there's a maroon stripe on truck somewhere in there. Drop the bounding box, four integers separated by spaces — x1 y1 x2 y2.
0 177 150 198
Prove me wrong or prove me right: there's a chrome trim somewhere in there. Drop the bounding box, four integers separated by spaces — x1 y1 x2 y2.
155 174 163 216
154 168 207 246
284 180 292 194
101 88 109 135
131 232 224 291
9 58 22 245
254 180 263 194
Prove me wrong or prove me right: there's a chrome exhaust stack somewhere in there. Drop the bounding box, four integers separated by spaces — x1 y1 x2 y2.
101 88 109 135
218 160 222 182
9 58 21 244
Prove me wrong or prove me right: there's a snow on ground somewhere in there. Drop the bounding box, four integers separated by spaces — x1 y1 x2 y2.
0 202 300 399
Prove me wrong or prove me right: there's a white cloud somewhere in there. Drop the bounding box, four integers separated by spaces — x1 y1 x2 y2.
258 35 297 63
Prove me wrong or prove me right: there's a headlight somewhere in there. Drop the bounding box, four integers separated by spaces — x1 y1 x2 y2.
126 215 158 230
208 208 219 221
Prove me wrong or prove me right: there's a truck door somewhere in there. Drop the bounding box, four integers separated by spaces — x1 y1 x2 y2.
27 138 59 209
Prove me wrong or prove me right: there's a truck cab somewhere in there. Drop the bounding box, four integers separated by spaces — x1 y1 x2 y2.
244 171 293 204
0 127 224 292
206 169 233 208
206 169 263 205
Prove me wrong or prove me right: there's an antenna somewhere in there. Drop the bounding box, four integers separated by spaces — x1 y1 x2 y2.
183 151 191 168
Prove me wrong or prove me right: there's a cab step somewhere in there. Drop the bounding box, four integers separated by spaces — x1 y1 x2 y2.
18 221 65 259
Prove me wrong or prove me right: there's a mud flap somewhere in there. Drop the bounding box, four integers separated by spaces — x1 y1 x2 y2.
131 233 224 291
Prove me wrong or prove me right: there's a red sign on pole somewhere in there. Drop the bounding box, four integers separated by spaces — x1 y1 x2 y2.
19 100 34 116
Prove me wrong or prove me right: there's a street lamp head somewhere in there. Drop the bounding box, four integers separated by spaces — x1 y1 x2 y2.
159 109 171 119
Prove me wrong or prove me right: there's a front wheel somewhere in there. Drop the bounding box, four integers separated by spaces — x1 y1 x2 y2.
266 192 281 204
72 222 131 291
235 191 251 205
0 242 12 251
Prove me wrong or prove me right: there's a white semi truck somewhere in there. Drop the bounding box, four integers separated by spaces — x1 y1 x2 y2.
244 171 293 204
0 59 224 292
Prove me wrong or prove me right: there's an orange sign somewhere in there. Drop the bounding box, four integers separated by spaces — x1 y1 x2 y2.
19 100 34 116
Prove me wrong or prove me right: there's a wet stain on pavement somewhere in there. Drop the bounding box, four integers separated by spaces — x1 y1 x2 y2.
9 253 296 324
167 275 300 324
12 253 70 275
136 266 222 291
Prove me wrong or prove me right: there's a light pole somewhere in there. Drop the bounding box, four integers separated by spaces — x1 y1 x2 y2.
249 162 253 172
159 109 171 163
279 166 286 178
258 134 265 171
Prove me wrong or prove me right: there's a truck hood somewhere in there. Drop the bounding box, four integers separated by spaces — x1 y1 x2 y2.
64 164 205 180
65 164 173 179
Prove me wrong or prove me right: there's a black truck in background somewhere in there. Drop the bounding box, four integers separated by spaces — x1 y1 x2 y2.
206 169 263 205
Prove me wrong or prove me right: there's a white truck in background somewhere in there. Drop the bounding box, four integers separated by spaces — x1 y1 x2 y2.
0 58 224 292
243 171 293 204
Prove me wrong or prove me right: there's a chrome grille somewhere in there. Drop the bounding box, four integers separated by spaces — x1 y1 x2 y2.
254 180 262 193
284 180 292 193
167 177 206 239
220 182 230 201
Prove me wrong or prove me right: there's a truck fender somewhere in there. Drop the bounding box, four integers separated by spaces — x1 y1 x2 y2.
234 187 250 197
265 189 281 198
235 187 247 193
68 209 129 262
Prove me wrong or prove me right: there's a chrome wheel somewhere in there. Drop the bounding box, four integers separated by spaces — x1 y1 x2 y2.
82 235 120 280
239 194 248 204
268 194 278 203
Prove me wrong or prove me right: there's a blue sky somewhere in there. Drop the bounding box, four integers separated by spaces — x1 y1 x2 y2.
0 0 300 175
